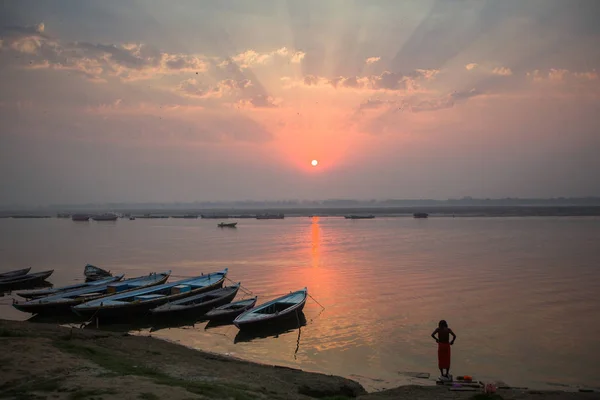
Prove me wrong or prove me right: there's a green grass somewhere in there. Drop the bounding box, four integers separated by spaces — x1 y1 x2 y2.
68 388 119 400
138 393 160 400
0 377 64 399
53 340 257 400
0 328 25 337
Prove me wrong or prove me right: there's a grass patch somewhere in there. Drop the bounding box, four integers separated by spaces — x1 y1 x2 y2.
138 393 160 400
0 377 64 399
53 340 257 400
0 328 25 337
68 388 118 400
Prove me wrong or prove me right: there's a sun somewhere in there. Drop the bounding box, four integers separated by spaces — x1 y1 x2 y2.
311 159 319 167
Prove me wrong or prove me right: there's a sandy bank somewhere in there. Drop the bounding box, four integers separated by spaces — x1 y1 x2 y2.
1 319 597 400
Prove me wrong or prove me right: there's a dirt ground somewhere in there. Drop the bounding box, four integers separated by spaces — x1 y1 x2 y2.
1 319 598 400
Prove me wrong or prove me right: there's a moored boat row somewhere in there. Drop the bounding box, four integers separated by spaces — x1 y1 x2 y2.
6 264 309 333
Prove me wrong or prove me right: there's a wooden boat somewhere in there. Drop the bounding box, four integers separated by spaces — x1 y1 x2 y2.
84 264 112 281
217 222 237 228
91 213 118 221
71 214 90 221
150 283 240 317
0 270 54 291
72 269 228 320
16 274 124 300
0 267 31 280
413 212 429 218
344 215 375 219
205 297 257 323
233 288 307 331
13 271 170 315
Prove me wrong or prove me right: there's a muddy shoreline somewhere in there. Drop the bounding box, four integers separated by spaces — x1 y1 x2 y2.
0 319 597 399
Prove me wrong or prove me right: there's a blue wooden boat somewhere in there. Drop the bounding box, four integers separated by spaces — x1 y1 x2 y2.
72 269 228 320
84 264 112 281
205 296 257 323
13 271 170 315
233 288 307 331
150 283 240 317
16 274 124 300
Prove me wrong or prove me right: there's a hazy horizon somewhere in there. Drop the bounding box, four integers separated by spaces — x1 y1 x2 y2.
1 0 599 206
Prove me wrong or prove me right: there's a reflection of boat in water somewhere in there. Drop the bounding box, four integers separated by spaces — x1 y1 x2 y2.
205 297 257 323
413 212 429 218
91 213 119 221
233 311 307 343
218 222 238 228
234 288 307 331
344 215 375 219
84 264 113 281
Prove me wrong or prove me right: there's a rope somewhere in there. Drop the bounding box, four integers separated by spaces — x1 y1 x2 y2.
307 293 325 310
225 277 253 296
79 309 101 329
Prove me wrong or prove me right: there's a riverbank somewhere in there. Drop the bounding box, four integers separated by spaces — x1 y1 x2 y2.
0 319 597 400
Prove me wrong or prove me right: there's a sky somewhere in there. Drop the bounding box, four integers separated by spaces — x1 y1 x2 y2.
1 0 599 205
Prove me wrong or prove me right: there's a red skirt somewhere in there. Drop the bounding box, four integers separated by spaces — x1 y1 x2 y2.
438 342 451 369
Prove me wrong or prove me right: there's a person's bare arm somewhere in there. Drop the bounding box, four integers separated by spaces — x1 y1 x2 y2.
449 329 457 345
431 328 439 342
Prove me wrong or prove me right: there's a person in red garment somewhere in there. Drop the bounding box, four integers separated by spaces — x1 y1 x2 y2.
431 320 456 379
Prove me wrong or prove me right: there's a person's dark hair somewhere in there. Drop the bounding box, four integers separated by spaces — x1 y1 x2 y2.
439 320 448 328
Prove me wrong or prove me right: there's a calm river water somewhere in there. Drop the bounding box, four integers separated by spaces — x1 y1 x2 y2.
1 216 599 390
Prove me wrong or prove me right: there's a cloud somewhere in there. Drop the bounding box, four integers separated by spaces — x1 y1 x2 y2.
355 89 481 116
237 94 281 108
177 78 252 99
492 67 513 76
465 63 512 76
289 69 439 92
1 23 303 82
365 57 381 65
527 68 598 83
221 46 305 69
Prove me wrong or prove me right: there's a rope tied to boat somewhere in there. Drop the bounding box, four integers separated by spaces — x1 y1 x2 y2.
225 277 253 295
307 293 325 310
80 308 101 329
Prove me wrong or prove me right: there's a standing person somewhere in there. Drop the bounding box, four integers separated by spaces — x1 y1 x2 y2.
431 320 456 379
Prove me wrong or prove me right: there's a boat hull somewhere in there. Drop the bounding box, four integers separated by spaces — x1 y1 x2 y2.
205 298 257 323
73 278 225 321
16 275 123 300
234 296 306 331
0 267 32 280
150 286 239 318
13 273 170 315
0 270 54 292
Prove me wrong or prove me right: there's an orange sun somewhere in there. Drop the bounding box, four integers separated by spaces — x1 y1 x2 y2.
311 159 319 167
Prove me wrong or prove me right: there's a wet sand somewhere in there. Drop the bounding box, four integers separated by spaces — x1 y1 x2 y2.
1 319 598 400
